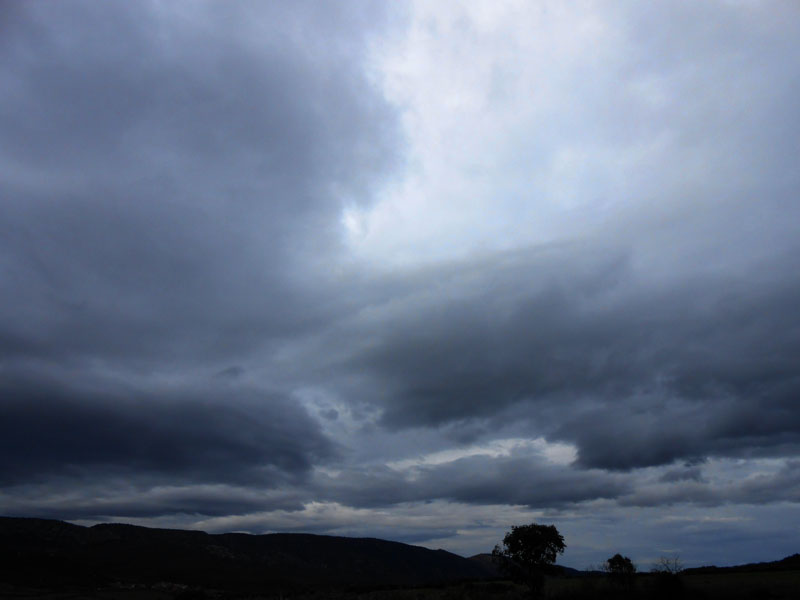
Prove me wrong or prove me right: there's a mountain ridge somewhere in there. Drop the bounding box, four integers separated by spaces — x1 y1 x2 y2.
0 516 495 591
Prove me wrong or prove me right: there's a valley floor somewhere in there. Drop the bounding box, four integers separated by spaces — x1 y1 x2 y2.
2 570 800 600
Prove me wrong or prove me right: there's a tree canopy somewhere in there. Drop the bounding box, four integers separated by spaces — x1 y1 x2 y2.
604 553 636 586
492 523 566 597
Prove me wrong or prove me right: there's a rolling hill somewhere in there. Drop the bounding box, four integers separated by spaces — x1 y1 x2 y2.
0 516 494 592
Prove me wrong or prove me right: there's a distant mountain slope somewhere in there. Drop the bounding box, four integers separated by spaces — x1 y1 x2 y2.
0 516 491 591
468 552 501 577
685 553 800 575
468 552 584 579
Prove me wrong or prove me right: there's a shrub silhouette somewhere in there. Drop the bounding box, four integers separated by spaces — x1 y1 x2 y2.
649 555 684 599
604 553 636 587
651 555 682 575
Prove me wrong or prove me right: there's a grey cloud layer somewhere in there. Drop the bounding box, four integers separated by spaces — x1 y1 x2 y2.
1 1 394 500
328 242 800 470
312 452 629 509
1 0 799 563
1 0 396 368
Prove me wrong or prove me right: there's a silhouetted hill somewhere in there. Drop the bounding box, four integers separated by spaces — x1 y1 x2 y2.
0 516 491 592
685 553 800 575
468 552 501 577
468 552 584 579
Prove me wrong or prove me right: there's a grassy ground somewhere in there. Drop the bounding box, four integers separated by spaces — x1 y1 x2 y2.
544 570 800 600
2 571 798 600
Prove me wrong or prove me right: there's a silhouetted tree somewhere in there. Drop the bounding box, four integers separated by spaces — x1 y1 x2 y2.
650 555 684 598
651 555 682 575
492 523 565 598
604 553 636 587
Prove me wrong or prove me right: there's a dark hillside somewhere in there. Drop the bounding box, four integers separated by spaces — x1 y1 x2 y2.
0 516 491 592
469 553 500 577
685 553 800 575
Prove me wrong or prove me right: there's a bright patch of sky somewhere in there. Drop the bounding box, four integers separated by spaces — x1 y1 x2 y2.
388 437 577 470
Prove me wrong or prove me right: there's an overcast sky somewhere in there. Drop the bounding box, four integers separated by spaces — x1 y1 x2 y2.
2 0 799 569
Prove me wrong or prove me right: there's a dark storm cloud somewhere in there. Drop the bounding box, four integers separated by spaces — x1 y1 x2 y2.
0 371 334 486
334 240 800 470
0 0 396 518
0 0 397 367
1 0 799 555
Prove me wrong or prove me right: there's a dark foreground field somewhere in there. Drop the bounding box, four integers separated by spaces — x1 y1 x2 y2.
2 571 799 600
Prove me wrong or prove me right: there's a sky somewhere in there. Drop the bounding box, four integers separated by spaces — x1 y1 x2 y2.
1 0 799 570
